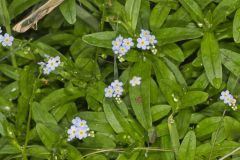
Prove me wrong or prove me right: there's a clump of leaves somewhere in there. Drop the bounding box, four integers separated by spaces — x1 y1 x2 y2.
0 0 240 159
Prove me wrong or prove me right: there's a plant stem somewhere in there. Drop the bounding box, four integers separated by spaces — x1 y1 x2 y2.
114 54 118 80
22 72 41 160
80 147 173 158
208 109 226 160
219 146 240 160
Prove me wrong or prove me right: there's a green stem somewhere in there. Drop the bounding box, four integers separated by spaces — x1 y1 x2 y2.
113 54 118 80
22 72 41 160
208 108 226 160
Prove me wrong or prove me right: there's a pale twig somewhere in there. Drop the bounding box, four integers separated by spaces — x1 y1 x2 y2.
80 147 173 158
208 109 226 160
219 147 240 160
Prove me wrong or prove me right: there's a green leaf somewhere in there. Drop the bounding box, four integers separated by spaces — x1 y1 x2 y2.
221 48 240 76
0 0 11 32
175 109 191 138
27 145 50 159
160 44 185 62
40 88 85 111
177 131 196 160
9 0 41 19
82 133 116 149
195 117 222 140
201 32 222 89
212 0 240 27
178 0 204 24
103 99 124 133
32 102 57 125
129 61 152 130
60 0 76 24
163 57 187 87
168 115 180 156
159 135 175 160
0 64 20 80
224 116 240 140
66 144 83 160
36 123 59 150
233 8 240 43
150 3 171 31
155 27 203 45
125 0 141 31
82 31 117 49
151 105 171 122
16 65 36 129
181 91 208 108
76 5 99 31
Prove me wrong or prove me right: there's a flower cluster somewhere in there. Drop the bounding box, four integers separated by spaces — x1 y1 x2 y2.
67 117 93 141
0 27 14 47
112 35 134 62
137 29 157 54
105 80 124 98
220 90 237 111
38 55 61 75
130 76 141 87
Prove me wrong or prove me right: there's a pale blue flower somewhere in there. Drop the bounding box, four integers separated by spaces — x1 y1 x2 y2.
140 29 150 38
0 33 14 47
111 80 123 88
137 37 149 50
118 46 128 56
75 127 88 140
122 38 134 49
113 86 124 97
67 125 77 141
105 86 114 98
149 35 157 45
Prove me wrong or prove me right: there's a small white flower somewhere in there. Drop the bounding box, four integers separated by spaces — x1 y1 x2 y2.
224 94 233 106
75 127 88 140
0 33 14 47
43 67 52 75
113 86 124 97
116 35 123 42
46 57 60 70
105 86 114 98
118 46 128 56
220 90 230 100
112 40 122 51
130 76 141 86
122 38 134 49
140 29 150 38
72 117 81 126
111 80 123 88
137 37 149 50
149 35 157 45
67 125 77 141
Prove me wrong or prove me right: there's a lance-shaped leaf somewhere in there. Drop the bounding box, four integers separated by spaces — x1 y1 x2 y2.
129 60 152 130
125 0 141 32
60 0 76 24
233 8 240 43
201 32 222 89
177 131 196 160
221 48 240 76
82 31 116 49
178 0 204 25
150 3 171 31
155 27 203 45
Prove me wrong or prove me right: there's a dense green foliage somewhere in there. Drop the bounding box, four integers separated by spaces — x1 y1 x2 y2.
0 0 240 159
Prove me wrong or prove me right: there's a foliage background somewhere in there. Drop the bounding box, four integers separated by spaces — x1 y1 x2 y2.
0 0 240 159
